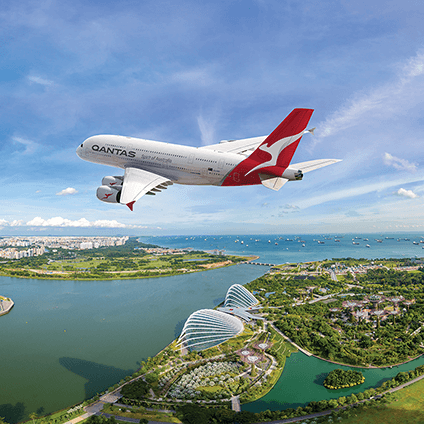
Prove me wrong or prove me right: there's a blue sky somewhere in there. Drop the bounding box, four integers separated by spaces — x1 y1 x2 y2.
1 0 424 235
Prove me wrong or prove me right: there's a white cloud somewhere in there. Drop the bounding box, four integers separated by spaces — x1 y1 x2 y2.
10 220 24 226
395 188 419 198
197 114 217 146
313 50 424 144
0 219 24 226
56 187 78 196
27 217 89 227
27 75 54 86
297 174 424 209
19 216 150 229
383 152 417 173
282 204 300 210
25 216 141 228
12 136 39 155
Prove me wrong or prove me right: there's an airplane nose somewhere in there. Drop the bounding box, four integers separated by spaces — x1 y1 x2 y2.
76 144 83 158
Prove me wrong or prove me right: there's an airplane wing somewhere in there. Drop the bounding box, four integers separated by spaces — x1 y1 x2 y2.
290 159 342 173
120 167 173 211
199 136 268 156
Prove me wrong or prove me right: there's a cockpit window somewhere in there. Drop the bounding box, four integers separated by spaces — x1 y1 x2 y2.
80 143 84 148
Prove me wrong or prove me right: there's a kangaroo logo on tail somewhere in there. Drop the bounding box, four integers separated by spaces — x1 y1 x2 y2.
245 129 306 176
221 108 314 187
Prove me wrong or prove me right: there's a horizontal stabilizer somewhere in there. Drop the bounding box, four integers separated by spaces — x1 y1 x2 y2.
290 159 342 173
259 174 289 191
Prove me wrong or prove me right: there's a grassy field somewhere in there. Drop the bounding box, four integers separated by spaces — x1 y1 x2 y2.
101 403 181 423
341 378 424 424
19 405 86 424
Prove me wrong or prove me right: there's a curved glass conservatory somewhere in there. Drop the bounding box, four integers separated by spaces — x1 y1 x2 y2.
177 309 244 351
224 284 259 309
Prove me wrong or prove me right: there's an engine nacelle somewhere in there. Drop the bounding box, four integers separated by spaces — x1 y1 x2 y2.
102 176 124 187
281 168 303 181
96 185 122 203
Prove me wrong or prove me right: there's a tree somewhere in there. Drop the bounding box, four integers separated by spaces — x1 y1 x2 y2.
347 393 358 404
234 411 256 424
139 420 148 424
328 399 338 409
0 417 9 424
360 335 373 348
338 396 346 406
29 413 38 424
176 405 213 424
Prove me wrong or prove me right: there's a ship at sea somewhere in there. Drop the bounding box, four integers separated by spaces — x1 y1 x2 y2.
140 233 424 265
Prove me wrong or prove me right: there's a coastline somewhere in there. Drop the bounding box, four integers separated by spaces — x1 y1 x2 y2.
0 264 237 281
273 324 424 370
0 255 260 281
309 352 424 370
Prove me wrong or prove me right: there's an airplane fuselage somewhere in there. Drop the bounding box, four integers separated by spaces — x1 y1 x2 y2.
76 109 340 210
77 135 243 186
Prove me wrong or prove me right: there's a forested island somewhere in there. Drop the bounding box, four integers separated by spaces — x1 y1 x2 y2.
323 369 365 389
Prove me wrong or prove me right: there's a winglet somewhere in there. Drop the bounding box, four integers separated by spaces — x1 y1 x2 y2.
126 201 135 211
306 127 316 135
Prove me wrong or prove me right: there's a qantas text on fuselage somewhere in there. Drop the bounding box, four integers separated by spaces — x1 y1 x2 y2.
76 108 341 211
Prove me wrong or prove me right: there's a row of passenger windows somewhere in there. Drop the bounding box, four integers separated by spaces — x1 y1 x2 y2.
105 143 232 164
196 158 217 163
135 148 186 158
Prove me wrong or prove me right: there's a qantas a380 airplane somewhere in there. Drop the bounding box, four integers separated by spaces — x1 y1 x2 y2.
76 108 340 211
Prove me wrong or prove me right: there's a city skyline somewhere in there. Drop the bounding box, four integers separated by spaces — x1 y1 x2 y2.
2 0 424 235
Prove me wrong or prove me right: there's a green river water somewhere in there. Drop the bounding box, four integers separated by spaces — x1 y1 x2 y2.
244 352 424 412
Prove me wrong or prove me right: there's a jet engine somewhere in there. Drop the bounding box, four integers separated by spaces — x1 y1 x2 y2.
96 185 122 203
102 176 124 187
281 168 303 181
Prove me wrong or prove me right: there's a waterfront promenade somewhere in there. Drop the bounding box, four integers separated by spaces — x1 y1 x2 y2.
62 372 424 424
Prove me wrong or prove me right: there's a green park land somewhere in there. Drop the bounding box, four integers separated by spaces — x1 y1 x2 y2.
102 257 424 423
3 244 424 424
0 238 251 280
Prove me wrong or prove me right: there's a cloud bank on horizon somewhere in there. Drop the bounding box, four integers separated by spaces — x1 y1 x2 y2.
1 0 424 235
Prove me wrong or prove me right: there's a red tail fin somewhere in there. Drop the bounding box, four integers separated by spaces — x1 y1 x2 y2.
222 108 313 186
